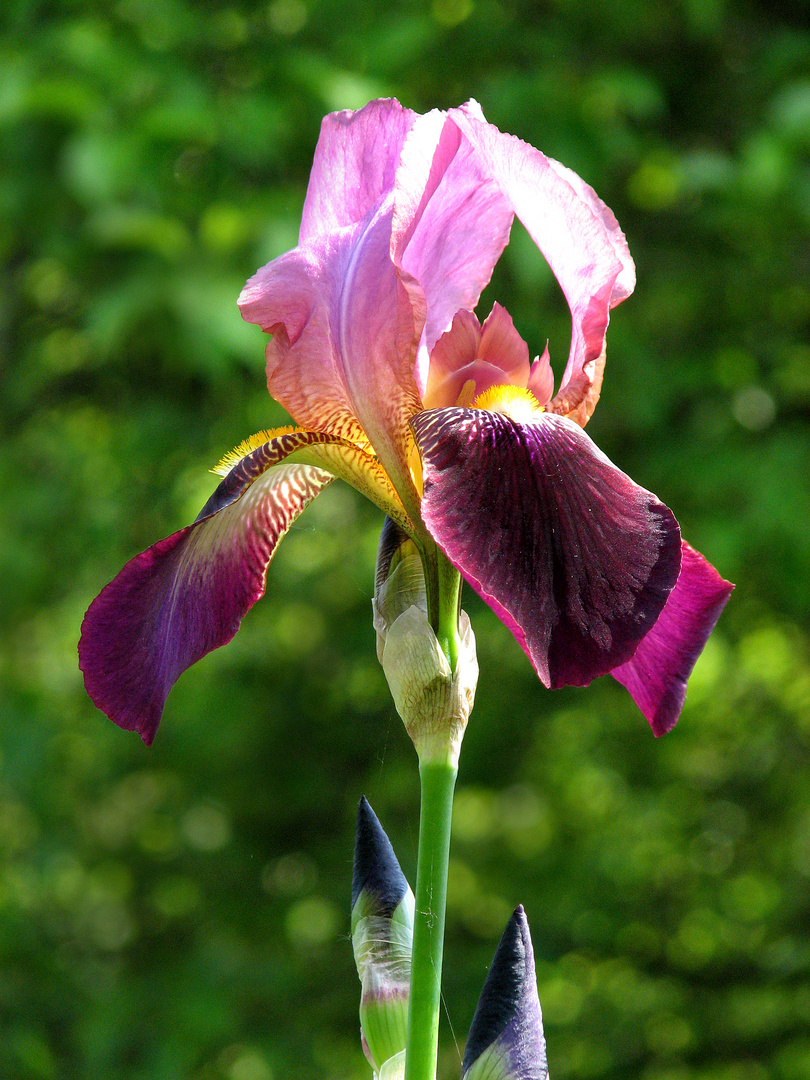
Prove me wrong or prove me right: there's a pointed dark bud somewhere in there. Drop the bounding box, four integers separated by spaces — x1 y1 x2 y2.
462 906 548 1080
373 518 428 666
351 798 414 1075
375 517 412 594
352 796 409 917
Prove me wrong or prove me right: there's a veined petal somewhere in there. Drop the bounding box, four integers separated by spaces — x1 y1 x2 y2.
478 303 531 384
611 542 734 735
240 160 425 518
300 99 417 242
79 431 410 744
450 103 635 426
412 408 682 690
79 463 331 744
334 200 425 518
239 247 373 448
424 309 483 402
201 429 412 534
393 108 514 358
424 304 531 409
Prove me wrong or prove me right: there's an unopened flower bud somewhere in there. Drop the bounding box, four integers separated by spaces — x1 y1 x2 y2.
381 604 477 766
352 797 414 1076
373 518 428 662
462 906 548 1080
373 519 478 766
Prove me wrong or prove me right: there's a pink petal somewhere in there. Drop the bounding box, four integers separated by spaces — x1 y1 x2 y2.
449 104 635 425
411 408 681 690
299 98 417 242
477 303 531 384
240 107 425 516
240 248 370 447
425 309 483 393
526 343 554 407
423 304 531 408
393 110 515 357
240 211 423 518
611 543 734 735
79 449 333 744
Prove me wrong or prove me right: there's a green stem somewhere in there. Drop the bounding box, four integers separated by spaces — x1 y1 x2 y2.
422 543 462 671
404 758 458 1080
435 560 462 672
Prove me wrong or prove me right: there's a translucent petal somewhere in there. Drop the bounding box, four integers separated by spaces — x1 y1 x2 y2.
450 104 635 425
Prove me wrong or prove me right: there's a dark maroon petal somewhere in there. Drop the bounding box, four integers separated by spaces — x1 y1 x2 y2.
79 458 333 744
611 542 734 735
411 408 682 689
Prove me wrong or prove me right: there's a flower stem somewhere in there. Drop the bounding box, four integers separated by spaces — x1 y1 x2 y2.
436 559 462 672
422 543 462 672
404 758 457 1080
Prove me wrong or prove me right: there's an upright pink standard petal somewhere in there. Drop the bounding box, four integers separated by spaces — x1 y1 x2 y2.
299 99 418 241
450 104 635 425
611 543 734 735
239 101 425 513
392 107 514 365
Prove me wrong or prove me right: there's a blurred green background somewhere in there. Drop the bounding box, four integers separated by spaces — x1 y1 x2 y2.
2 0 809 1078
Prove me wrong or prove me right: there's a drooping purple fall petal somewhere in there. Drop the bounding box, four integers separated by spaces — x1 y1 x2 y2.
79 451 334 744
412 408 682 690
449 103 635 426
611 542 734 735
80 426 418 743
462 906 548 1080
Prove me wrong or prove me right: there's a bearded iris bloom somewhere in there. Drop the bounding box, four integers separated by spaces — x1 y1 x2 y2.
79 98 732 745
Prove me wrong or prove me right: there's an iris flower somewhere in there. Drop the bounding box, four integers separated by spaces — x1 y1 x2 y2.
79 99 732 745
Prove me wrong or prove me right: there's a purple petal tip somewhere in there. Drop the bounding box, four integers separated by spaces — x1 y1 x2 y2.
612 542 734 735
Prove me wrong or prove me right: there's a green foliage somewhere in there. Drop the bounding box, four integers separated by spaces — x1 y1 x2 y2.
1 1 808 1078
